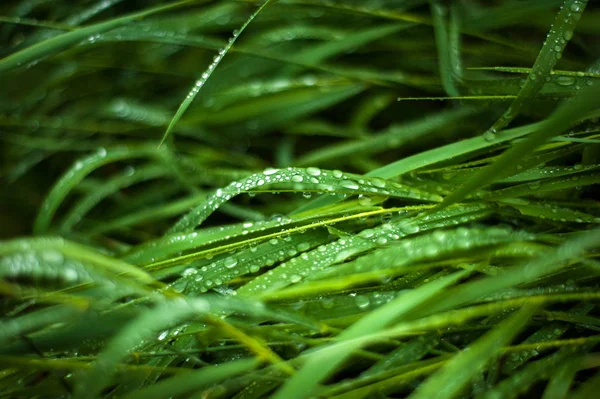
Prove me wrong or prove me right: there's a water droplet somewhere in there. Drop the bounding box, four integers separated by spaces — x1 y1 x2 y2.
371 177 386 188
398 221 420 234
358 229 375 238
483 130 496 142
306 167 321 176
182 267 196 277
291 175 304 183
303 192 312 199
358 195 374 206
555 75 576 86
224 257 238 269
290 274 302 283
332 170 343 178
264 167 280 175
296 242 310 251
381 212 392 224
375 237 388 245
249 264 260 273
355 295 370 309
340 179 359 190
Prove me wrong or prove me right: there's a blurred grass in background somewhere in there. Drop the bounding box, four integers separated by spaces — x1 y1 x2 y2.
1 0 600 398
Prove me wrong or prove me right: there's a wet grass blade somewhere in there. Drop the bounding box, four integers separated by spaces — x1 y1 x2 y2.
408 304 537 399
158 0 272 147
0 1 194 73
484 0 589 138
438 82 600 212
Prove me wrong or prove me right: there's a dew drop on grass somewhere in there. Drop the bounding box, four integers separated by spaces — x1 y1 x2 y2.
306 167 321 176
371 177 386 188
483 129 496 142
224 257 238 269
555 75 576 86
563 30 574 40
358 194 373 206
355 295 370 309
249 265 260 273
297 242 310 251
375 237 388 245
182 267 196 277
358 229 375 238
340 179 359 190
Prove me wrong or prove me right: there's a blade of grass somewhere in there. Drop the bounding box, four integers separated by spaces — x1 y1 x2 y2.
158 0 272 147
0 0 195 73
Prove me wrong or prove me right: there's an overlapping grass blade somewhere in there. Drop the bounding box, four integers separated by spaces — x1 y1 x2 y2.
0 1 194 73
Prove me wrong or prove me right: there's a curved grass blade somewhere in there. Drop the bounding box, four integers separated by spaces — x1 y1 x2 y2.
169 167 441 233
59 164 166 232
1 250 104 288
484 0 588 138
0 0 193 73
0 237 156 288
33 146 160 234
158 0 272 147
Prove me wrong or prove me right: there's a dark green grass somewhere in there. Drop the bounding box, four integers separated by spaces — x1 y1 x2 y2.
1 0 600 398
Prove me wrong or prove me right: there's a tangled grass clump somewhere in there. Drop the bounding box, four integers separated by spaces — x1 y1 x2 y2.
1 0 600 398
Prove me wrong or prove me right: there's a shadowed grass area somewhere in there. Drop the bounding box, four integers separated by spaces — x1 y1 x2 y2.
1 0 600 398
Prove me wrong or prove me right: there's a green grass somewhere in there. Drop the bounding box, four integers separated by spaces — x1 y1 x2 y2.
1 0 600 398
